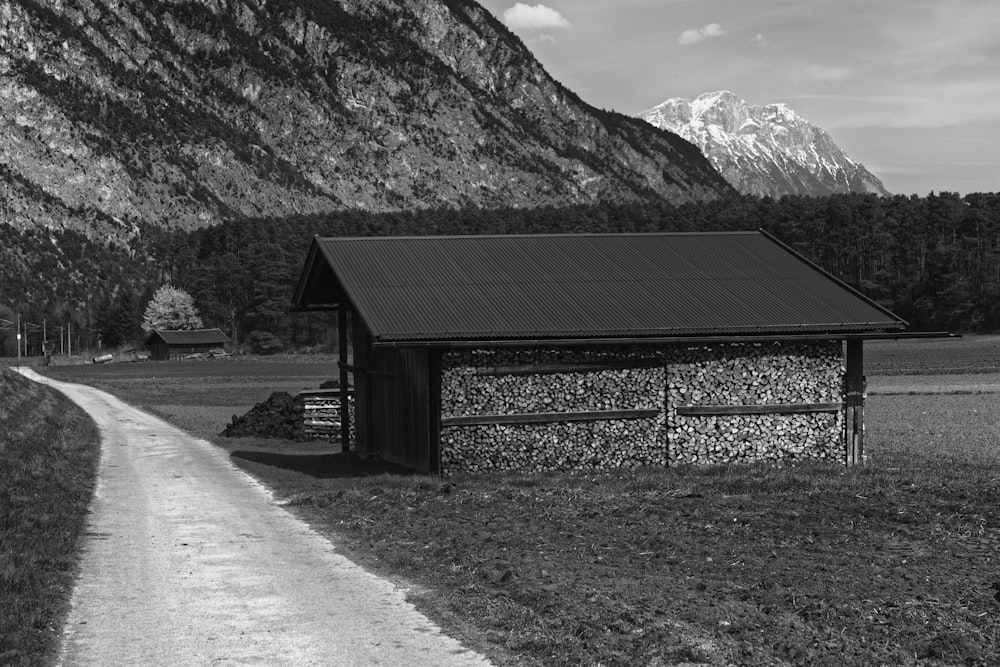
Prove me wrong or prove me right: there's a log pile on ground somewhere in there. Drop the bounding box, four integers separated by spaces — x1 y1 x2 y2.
221 392 304 440
302 393 340 440
300 390 355 442
667 342 844 464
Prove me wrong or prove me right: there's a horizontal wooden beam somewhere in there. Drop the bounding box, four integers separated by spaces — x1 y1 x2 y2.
372 330 950 349
441 408 660 427
475 360 663 376
676 402 843 416
298 388 349 397
336 361 395 379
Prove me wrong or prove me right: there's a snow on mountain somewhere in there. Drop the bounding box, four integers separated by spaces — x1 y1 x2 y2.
639 91 890 198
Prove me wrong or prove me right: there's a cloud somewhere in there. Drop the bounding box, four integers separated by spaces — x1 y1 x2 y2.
502 3 572 32
786 79 1000 130
791 64 854 84
678 23 725 46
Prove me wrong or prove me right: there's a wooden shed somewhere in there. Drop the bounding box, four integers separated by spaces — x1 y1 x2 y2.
145 328 232 360
292 232 917 474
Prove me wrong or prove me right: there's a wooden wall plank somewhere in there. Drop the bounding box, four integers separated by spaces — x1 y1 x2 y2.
475 360 663 376
676 402 842 416
441 409 660 427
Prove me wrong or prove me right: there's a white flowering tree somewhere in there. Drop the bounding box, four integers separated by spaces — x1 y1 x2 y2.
141 285 204 331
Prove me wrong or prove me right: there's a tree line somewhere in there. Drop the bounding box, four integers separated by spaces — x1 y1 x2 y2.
2 191 999 356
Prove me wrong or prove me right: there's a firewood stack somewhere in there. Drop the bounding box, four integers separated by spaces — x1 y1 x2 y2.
440 348 667 474
667 342 844 465
439 343 845 474
299 389 355 443
441 419 666 473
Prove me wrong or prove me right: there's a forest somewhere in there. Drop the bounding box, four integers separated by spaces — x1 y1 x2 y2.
2 191 999 356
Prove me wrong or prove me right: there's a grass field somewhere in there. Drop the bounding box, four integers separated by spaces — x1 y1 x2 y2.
42 355 339 439
0 368 100 666
865 334 1000 376
31 338 1000 666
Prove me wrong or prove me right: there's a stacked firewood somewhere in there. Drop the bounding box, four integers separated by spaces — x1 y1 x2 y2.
667 342 844 464
439 342 845 473
441 365 664 416
300 390 355 443
441 418 666 474
667 413 841 465
301 393 340 440
441 347 665 474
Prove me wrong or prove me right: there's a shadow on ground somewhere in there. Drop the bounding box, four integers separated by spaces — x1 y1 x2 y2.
230 450 415 478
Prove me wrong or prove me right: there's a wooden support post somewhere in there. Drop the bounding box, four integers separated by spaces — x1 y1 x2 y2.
845 339 866 466
429 350 442 475
338 302 350 453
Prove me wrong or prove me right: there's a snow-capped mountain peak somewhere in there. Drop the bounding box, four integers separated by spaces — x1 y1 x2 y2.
638 91 890 198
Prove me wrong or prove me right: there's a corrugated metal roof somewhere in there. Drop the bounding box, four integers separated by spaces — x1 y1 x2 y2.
292 232 906 343
149 329 232 345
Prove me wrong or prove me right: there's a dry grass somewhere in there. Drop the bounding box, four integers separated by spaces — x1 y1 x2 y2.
865 334 1000 375
42 356 335 440
277 428 1000 666
0 368 100 666
868 393 1000 465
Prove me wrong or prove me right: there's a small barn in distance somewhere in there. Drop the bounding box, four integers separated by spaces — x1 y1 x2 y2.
145 328 232 360
292 232 912 474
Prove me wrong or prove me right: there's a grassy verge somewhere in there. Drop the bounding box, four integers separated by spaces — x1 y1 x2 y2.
0 368 101 666
37 357 1000 666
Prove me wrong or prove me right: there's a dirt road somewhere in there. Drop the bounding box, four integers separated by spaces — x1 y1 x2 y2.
19 369 491 666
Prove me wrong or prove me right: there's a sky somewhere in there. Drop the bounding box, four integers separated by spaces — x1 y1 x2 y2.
476 0 1000 196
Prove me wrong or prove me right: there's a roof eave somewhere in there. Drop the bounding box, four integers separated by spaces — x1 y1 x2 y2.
291 237 341 309
371 327 935 349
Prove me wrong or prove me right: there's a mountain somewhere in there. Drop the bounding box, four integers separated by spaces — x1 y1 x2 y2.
638 91 890 198
0 0 733 237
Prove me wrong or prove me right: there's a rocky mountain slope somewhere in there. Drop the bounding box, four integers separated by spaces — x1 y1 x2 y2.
639 91 889 198
0 0 733 236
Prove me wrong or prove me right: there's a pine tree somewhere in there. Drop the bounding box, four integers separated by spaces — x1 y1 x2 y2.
141 285 204 332
98 288 142 347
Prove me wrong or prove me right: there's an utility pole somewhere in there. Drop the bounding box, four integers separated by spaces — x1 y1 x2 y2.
68 320 72 357
16 313 21 366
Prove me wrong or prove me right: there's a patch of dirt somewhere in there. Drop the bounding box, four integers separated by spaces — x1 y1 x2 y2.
288 467 1000 666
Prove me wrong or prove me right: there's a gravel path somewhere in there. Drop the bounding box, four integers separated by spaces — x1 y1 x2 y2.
19 369 491 667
